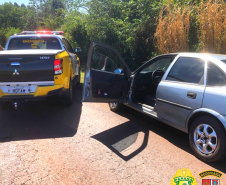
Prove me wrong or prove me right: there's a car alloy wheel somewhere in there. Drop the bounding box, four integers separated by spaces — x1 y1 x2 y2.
194 124 217 155
109 103 123 112
109 103 117 109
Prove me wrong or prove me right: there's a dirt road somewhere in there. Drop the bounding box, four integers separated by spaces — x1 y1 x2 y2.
0 85 225 184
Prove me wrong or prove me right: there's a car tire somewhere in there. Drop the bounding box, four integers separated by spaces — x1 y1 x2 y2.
59 80 73 106
76 68 81 86
109 103 123 112
189 115 226 162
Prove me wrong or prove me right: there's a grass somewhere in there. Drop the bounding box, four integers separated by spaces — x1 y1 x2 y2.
198 0 226 53
154 5 191 54
80 71 85 84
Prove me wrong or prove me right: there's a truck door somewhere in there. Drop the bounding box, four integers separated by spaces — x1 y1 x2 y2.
83 42 131 103
156 56 206 128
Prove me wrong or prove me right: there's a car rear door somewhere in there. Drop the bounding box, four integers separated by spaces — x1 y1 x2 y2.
156 56 206 128
83 42 131 102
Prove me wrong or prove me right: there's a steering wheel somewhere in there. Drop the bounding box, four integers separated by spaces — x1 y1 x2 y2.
152 69 165 86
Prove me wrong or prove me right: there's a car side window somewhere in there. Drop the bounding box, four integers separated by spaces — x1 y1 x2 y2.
91 45 123 74
62 38 73 53
207 61 226 86
141 58 174 72
166 57 205 84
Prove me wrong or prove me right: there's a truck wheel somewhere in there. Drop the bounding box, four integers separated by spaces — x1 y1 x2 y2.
76 68 81 86
189 115 226 162
109 103 123 112
59 80 73 106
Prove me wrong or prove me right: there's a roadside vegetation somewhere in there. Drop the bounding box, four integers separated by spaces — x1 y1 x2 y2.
1 0 226 70
80 71 85 84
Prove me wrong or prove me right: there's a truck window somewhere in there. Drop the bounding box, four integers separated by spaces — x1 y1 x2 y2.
8 37 62 50
62 38 73 53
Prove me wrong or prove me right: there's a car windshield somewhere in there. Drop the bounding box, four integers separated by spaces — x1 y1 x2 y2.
7 37 62 50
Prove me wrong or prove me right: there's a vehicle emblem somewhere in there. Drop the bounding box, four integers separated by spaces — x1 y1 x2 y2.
171 168 197 185
13 69 19 75
199 170 222 185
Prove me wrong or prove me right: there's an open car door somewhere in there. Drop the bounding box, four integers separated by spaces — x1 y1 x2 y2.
83 42 131 102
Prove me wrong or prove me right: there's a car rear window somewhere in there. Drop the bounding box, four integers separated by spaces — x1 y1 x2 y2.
207 61 226 86
8 37 62 50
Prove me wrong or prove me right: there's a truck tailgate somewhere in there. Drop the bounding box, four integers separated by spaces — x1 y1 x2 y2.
0 53 55 83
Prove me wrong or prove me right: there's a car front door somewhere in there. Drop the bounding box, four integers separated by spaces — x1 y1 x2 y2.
83 42 131 102
156 56 206 128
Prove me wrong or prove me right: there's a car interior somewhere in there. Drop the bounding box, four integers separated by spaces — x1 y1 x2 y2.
131 57 175 108
90 49 128 99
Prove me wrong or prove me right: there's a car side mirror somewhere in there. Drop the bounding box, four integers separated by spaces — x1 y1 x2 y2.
75 47 82 53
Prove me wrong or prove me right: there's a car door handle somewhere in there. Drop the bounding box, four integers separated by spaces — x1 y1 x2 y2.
187 92 197 99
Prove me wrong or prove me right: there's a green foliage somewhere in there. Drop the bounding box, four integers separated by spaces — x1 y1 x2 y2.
82 0 162 70
5 27 21 39
0 0 224 70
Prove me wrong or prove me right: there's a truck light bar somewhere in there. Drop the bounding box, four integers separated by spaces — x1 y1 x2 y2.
21 31 64 35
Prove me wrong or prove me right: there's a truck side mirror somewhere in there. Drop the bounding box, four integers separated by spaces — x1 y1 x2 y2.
75 47 82 53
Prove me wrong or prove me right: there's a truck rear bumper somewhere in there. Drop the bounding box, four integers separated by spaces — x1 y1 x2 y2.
0 86 67 102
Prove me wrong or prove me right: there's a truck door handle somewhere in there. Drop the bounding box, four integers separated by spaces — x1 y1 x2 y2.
187 92 197 99
11 62 20 66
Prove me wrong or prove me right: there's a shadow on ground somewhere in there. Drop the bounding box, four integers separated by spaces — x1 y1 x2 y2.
92 105 226 172
92 121 149 161
0 84 83 142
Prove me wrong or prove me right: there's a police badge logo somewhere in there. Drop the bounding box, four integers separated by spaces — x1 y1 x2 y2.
171 168 197 185
199 170 222 185
202 179 220 185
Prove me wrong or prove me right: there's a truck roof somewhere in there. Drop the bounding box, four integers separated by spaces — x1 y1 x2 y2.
9 34 64 39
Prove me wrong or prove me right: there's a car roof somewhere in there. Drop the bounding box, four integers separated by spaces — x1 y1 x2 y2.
173 52 226 61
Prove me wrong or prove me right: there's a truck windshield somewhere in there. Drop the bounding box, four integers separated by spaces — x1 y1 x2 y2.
7 37 62 50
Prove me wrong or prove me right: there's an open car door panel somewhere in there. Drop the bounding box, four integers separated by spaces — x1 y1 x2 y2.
82 42 131 102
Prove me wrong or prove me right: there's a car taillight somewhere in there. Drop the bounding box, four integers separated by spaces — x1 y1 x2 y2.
54 59 63 75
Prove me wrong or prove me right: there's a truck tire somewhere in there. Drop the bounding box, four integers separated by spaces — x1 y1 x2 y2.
76 68 81 86
59 80 73 106
109 103 123 112
189 115 226 162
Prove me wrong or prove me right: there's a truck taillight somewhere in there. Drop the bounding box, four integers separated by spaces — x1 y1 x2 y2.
54 59 63 75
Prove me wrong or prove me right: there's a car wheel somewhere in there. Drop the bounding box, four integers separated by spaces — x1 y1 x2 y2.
76 67 81 86
109 103 123 112
59 80 73 106
189 115 226 162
